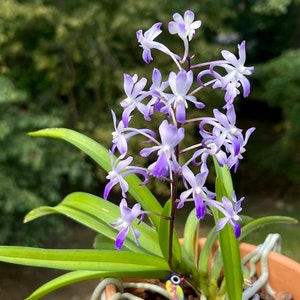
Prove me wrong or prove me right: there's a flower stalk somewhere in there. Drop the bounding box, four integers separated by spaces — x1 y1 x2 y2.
103 10 254 299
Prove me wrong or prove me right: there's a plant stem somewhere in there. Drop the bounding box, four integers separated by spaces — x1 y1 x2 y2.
168 127 180 269
168 171 178 268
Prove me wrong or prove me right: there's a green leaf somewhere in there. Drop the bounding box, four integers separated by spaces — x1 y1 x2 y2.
93 234 116 250
0 247 170 272
240 215 298 240
25 269 170 300
183 208 199 266
158 200 182 269
213 159 243 300
25 192 162 256
25 270 108 300
218 223 242 299
198 226 218 296
28 128 163 228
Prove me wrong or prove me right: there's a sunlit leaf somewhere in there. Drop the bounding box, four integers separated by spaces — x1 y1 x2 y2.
25 192 162 256
28 128 163 229
213 159 243 300
0 246 170 272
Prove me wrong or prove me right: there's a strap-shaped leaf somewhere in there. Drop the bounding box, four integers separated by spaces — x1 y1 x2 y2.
183 208 199 266
25 269 170 300
240 215 298 240
158 200 182 269
25 192 162 256
213 159 243 300
0 246 170 272
28 128 163 228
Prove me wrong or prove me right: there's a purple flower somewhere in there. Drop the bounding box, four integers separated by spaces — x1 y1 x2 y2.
199 106 255 171
218 41 254 100
208 192 244 238
197 41 254 106
111 110 131 156
110 199 145 250
140 120 184 178
104 152 133 199
111 110 156 157
136 23 180 66
168 10 201 63
225 126 255 172
136 22 163 64
190 142 228 179
104 152 148 199
168 10 201 42
146 68 171 118
179 165 215 219
162 70 204 123
200 107 242 154
120 73 149 120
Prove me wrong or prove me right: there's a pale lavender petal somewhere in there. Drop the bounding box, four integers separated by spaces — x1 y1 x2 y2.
178 189 192 207
168 21 178 34
132 228 141 245
103 180 116 199
240 76 251 98
237 41 246 65
216 217 229 232
221 50 238 66
184 10 195 24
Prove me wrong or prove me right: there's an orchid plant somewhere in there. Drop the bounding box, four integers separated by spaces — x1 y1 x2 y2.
0 10 297 300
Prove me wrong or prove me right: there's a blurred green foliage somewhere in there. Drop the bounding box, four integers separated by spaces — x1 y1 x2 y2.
250 50 300 185
0 0 299 245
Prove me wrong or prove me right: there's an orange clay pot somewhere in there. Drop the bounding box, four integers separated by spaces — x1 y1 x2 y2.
198 237 300 300
239 241 300 299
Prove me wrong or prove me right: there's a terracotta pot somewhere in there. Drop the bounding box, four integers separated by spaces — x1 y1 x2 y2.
105 238 300 299
239 241 300 299
198 237 300 299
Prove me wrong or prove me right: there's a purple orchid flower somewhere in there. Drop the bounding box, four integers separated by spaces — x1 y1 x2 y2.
207 192 244 238
198 106 255 171
110 199 145 249
161 70 204 123
200 107 242 154
225 126 256 172
217 41 254 103
111 110 131 156
168 10 201 63
104 152 148 199
146 68 171 118
168 10 201 42
136 22 180 67
111 110 156 157
120 73 149 120
140 120 184 178
179 165 215 219
197 41 254 106
104 152 133 199
190 142 229 175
